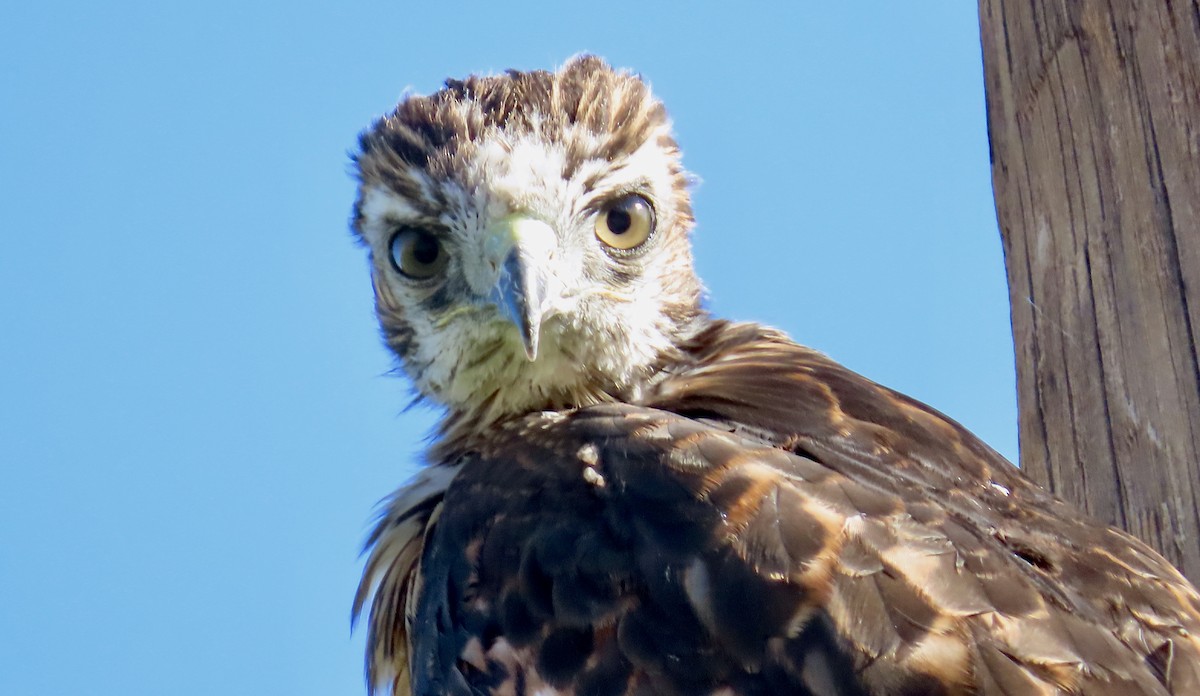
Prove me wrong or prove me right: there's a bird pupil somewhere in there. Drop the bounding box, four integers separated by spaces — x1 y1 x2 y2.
412 234 439 265
607 209 632 234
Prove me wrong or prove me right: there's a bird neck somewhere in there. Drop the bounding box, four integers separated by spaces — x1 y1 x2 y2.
429 312 720 460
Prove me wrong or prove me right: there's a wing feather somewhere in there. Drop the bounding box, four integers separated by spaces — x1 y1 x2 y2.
360 322 1200 694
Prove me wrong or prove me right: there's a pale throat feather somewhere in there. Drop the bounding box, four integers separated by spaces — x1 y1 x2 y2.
355 114 700 434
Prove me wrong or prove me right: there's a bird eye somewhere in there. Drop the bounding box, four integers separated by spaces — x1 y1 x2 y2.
389 227 448 281
595 194 655 251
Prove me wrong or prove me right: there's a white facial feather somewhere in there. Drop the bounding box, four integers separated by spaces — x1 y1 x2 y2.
357 90 697 425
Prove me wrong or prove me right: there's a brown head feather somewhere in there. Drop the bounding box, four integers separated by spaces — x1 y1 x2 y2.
350 57 705 438
353 56 685 237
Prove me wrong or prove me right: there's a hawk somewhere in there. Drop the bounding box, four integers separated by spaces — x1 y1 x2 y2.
349 57 1200 695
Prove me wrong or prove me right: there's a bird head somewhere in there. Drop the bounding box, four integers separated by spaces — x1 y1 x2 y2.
351 57 704 426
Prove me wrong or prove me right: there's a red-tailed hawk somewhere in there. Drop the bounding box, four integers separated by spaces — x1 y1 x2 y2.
349 57 1200 695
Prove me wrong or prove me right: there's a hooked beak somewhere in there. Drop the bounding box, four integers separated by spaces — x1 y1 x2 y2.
484 215 557 361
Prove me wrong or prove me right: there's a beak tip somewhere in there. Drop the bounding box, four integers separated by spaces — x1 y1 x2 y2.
520 322 540 362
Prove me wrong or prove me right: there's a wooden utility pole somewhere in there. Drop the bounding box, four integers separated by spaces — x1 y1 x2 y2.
978 1 1200 581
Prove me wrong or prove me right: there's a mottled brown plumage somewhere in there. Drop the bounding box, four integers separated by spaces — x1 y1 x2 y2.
349 57 1200 695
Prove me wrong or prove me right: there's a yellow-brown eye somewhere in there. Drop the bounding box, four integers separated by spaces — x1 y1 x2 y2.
389 227 448 280
595 194 655 251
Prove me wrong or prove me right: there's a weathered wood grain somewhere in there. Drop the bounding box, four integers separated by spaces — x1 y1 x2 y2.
979 0 1200 580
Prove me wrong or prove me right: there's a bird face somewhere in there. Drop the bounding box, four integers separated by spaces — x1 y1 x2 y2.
352 57 704 424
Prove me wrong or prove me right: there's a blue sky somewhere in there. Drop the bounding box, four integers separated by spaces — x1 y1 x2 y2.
0 3 1012 694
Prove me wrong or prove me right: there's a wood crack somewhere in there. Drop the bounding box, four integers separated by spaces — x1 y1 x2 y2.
981 0 1200 580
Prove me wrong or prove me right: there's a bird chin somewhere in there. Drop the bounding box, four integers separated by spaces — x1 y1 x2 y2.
421 325 598 424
